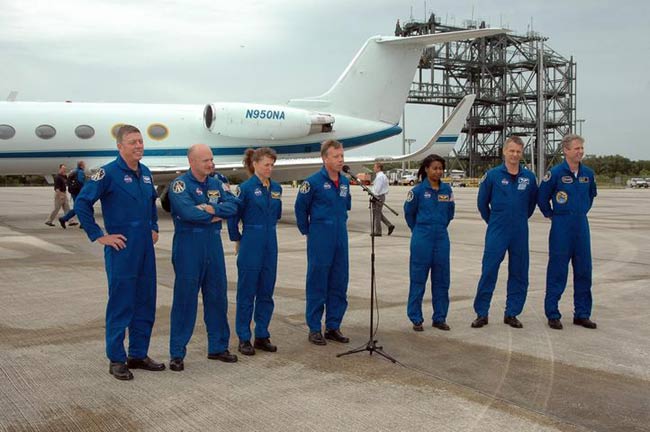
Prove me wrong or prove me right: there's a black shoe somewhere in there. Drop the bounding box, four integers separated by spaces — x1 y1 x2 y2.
254 338 277 352
573 318 597 329
308 331 327 346
109 362 133 380
126 356 166 371
207 350 238 363
58 218 66 229
433 321 451 331
169 358 184 372
238 341 255 356
471 316 488 328
44 221 55 227
370 233 382 237
412 322 424 332
324 329 350 343
387 225 395 236
548 319 563 330
69 221 79 226
504 316 523 328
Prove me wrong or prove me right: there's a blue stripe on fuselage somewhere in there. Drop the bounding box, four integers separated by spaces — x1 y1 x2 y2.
0 125 405 159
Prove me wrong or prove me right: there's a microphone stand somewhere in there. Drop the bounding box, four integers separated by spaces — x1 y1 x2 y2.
337 168 399 363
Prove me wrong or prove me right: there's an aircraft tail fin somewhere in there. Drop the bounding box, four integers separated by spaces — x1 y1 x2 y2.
288 29 502 124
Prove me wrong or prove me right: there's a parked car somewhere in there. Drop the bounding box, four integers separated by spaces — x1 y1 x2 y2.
398 174 418 186
627 178 649 188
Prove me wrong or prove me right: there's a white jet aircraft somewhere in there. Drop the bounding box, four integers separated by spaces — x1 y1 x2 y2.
0 28 502 185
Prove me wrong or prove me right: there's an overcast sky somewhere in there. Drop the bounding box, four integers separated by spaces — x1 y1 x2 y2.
1 0 649 160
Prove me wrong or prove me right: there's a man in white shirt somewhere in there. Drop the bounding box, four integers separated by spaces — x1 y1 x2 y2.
371 163 395 236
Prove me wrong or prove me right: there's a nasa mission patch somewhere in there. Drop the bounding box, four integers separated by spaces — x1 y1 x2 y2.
207 190 220 203
91 168 105 181
299 181 311 194
172 180 186 194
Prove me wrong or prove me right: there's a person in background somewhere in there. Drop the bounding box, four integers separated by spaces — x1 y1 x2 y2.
44 164 70 227
371 162 395 236
60 160 86 228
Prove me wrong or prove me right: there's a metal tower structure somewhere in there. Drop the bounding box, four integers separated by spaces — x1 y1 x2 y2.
395 15 577 177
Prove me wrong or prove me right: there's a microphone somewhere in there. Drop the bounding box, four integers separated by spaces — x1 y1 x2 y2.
342 165 360 183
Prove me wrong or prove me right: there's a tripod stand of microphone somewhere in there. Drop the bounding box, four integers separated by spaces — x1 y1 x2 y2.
337 165 399 363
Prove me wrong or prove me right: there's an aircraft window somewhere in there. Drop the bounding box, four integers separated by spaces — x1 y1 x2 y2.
148 123 169 140
0 124 16 139
111 123 125 139
35 125 56 140
75 125 95 139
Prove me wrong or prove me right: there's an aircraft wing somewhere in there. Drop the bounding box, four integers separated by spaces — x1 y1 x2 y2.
355 94 475 163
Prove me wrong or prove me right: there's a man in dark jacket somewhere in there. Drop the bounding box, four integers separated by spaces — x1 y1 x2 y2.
45 164 70 226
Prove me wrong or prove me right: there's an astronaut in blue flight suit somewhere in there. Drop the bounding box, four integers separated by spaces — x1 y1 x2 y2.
538 134 598 330
471 136 538 329
294 140 352 346
227 147 282 356
75 125 165 381
404 154 455 332
167 144 240 372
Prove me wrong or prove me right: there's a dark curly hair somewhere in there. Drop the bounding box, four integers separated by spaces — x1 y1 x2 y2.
417 154 446 181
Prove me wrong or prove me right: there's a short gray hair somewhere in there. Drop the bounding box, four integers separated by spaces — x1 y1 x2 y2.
561 134 584 149
504 136 524 147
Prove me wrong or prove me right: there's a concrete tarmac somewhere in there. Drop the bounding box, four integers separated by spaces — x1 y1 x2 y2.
0 185 648 432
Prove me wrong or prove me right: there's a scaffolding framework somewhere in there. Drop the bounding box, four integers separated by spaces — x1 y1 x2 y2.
396 15 577 177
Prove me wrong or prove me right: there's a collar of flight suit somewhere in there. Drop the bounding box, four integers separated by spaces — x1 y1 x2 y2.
186 169 210 188
318 166 340 185
559 160 585 177
251 174 271 189
497 162 524 177
116 155 142 177
421 178 450 193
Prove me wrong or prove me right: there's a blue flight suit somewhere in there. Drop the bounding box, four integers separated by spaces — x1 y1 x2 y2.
294 167 351 333
213 172 234 195
61 168 85 223
404 181 455 325
168 171 239 359
227 176 282 342
473 164 538 318
537 161 597 320
75 157 158 363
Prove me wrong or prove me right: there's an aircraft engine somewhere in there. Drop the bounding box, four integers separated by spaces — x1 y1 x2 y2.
203 103 334 140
